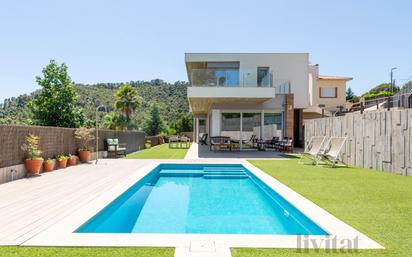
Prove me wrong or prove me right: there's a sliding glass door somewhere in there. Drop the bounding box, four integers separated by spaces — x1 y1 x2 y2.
220 111 283 150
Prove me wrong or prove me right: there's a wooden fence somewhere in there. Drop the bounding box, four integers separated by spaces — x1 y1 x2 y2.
304 109 412 176
0 125 147 168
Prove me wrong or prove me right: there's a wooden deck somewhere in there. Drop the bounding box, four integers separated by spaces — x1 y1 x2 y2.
0 159 153 245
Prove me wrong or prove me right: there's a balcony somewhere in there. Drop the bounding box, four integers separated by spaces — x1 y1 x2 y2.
189 68 290 92
187 69 291 114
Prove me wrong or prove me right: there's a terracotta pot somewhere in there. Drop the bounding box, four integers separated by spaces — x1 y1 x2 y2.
58 159 67 169
25 159 43 174
78 150 90 163
68 157 77 166
43 161 54 172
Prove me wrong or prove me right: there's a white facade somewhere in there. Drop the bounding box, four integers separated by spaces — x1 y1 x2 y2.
186 53 306 144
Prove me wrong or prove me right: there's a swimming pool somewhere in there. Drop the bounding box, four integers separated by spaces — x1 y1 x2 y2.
77 164 327 235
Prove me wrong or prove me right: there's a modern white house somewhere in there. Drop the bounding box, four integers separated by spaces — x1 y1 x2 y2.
185 53 352 148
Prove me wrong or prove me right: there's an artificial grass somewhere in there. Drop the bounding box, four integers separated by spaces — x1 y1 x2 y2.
0 247 173 257
124 143 189 159
232 158 412 257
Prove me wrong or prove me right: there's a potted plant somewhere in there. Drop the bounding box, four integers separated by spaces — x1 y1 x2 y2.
74 127 95 163
57 155 68 169
21 134 43 175
43 158 55 172
68 154 78 166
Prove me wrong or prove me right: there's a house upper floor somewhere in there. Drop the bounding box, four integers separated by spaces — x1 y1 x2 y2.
185 53 352 111
185 53 310 108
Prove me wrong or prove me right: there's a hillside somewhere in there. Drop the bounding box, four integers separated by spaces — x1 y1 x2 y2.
0 80 190 126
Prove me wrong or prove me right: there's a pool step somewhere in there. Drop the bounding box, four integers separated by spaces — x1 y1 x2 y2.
159 169 203 177
203 167 245 172
203 171 245 176
203 174 248 179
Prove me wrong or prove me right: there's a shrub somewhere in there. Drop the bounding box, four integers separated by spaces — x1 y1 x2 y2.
74 127 95 151
21 134 43 160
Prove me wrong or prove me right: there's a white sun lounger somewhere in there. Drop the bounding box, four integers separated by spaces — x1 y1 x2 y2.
299 136 326 164
319 137 347 167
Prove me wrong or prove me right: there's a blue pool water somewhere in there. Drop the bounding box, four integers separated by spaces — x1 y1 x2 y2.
77 164 328 235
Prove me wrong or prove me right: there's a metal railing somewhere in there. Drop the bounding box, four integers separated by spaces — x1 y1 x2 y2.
341 92 412 115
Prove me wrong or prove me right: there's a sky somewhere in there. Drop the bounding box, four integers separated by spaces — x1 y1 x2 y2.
0 0 411 102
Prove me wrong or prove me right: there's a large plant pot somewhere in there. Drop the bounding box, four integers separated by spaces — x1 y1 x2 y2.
68 157 78 166
43 161 54 172
25 159 43 175
78 150 90 163
58 160 67 169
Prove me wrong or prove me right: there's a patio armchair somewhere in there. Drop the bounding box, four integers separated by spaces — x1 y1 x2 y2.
199 133 208 145
319 137 347 167
265 137 279 148
104 138 127 158
299 136 326 164
277 137 293 152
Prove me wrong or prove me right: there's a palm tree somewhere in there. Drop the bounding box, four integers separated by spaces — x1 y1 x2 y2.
114 84 141 126
102 112 127 131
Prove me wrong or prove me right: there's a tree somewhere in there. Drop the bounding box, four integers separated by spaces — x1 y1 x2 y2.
346 87 356 101
102 112 128 131
114 84 141 125
143 103 164 136
170 113 193 133
29 60 84 127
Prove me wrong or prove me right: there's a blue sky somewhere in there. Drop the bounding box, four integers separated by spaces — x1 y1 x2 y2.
0 0 411 101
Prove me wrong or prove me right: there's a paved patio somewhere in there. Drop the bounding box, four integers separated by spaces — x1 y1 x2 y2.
184 143 290 160
0 159 156 245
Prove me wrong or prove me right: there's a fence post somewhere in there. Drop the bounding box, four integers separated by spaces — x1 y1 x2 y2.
387 96 391 111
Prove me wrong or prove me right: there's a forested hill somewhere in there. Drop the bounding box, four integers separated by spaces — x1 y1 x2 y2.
0 79 190 125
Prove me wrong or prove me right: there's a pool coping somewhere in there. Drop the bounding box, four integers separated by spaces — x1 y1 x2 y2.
24 160 384 250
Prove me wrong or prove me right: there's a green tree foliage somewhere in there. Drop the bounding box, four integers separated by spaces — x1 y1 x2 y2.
400 80 412 93
170 113 193 133
102 112 128 131
114 84 142 124
29 60 84 127
1 79 190 130
143 103 165 136
360 82 400 101
346 87 357 102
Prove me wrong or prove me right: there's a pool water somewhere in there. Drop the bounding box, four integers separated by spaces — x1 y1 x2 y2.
77 164 327 235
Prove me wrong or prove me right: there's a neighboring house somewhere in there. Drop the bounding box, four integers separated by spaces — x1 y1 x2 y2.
185 53 352 147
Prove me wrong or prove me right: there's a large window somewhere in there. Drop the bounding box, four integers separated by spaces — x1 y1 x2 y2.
263 113 282 140
257 67 271 87
221 113 241 140
319 87 337 98
208 62 240 87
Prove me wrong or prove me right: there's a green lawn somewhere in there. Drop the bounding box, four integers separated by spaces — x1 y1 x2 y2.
232 158 412 257
0 247 173 257
124 143 189 159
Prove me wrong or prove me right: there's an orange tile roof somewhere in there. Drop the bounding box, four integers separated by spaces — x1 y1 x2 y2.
318 75 353 81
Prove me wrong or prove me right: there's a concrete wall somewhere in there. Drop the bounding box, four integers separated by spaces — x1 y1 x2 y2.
186 53 309 108
304 109 412 176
